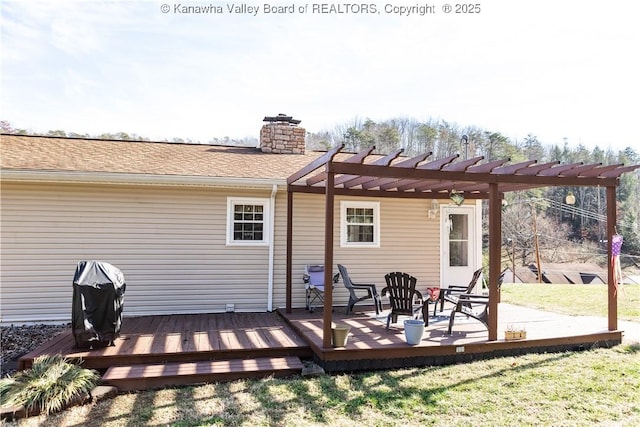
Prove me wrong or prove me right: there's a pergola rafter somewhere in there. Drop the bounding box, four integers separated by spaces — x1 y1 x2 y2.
285 145 640 348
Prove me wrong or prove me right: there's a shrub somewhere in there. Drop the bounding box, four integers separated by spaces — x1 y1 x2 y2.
0 354 99 415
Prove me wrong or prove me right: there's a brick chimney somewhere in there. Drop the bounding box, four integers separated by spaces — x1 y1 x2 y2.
260 114 305 154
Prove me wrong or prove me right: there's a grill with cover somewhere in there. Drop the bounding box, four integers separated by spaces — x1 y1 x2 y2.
72 260 126 348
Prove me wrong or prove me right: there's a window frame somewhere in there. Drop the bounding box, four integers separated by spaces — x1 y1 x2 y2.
226 197 271 246
340 201 380 248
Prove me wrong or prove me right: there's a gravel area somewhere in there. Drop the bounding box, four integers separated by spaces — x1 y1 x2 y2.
1 323 70 378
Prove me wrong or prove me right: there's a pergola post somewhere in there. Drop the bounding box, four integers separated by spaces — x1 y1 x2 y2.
606 185 618 331
286 189 293 313
488 183 501 341
322 169 335 348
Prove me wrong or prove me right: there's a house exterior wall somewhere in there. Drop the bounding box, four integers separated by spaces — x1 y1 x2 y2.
274 193 441 311
1 182 442 323
0 181 277 323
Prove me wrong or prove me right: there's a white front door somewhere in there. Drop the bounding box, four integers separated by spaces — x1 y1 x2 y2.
441 205 477 288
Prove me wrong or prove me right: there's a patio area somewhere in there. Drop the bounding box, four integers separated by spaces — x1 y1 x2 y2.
279 302 623 371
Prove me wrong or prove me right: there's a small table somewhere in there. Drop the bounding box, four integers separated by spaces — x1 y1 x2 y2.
421 288 441 325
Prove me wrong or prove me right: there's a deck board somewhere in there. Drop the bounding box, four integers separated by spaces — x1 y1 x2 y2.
102 356 305 392
18 312 313 371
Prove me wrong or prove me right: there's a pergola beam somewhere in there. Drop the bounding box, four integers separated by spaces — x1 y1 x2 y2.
327 162 620 188
288 184 489 199
305 146 376 186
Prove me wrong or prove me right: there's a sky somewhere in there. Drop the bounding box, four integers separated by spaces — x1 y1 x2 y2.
2 0 639 151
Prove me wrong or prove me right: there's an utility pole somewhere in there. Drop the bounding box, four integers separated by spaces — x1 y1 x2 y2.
531 204 542 283
511 237 516 278
506 237 516 285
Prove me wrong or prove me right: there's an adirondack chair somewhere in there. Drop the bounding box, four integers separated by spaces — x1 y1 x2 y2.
337 264 383 315
447 269 506 334
434 268 484 316
381 271 429 329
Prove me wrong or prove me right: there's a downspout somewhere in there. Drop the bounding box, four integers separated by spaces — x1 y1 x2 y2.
267 184 278 311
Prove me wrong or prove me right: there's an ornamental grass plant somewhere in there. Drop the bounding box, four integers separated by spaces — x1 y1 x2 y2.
0 354 99 416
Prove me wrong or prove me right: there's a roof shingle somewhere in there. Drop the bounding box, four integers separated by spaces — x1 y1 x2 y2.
0 134 323 180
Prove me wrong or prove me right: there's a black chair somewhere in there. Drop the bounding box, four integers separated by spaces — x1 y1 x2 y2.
337 264 383 315
447 270 506 334
434 268 483 316
381 271 429 328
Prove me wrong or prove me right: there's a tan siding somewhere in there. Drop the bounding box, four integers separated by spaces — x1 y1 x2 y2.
0 182 274 323
1 182 444 322
272 194 441 310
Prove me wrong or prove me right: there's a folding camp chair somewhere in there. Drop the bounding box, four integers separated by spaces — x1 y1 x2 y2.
303 264 339 312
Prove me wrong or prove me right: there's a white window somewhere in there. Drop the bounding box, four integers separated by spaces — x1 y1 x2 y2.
340 201 380 247
227 197 270 245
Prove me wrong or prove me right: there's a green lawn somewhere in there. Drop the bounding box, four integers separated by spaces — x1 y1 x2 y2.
7 344 639 427
500 283 640 322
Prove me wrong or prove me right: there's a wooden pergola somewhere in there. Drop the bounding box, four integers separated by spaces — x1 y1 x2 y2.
285 145 639 348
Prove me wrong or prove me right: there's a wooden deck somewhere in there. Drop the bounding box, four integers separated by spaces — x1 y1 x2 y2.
18 305 624 389
19 312 312 371
278 303 624 371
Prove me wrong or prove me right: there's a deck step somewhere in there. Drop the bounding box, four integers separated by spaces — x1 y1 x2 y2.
102 356 304 391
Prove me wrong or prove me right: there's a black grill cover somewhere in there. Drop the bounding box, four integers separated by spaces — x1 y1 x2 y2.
72 260 126 348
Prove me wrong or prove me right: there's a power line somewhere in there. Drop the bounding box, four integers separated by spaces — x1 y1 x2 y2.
508 197 637 229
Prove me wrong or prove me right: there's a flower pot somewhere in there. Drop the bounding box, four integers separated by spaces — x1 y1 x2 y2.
332 324 351 347
404 319 425 345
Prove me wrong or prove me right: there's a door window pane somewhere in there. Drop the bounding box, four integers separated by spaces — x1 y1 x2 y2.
449 214 469 266
449 214 468 240
449 242 468 266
